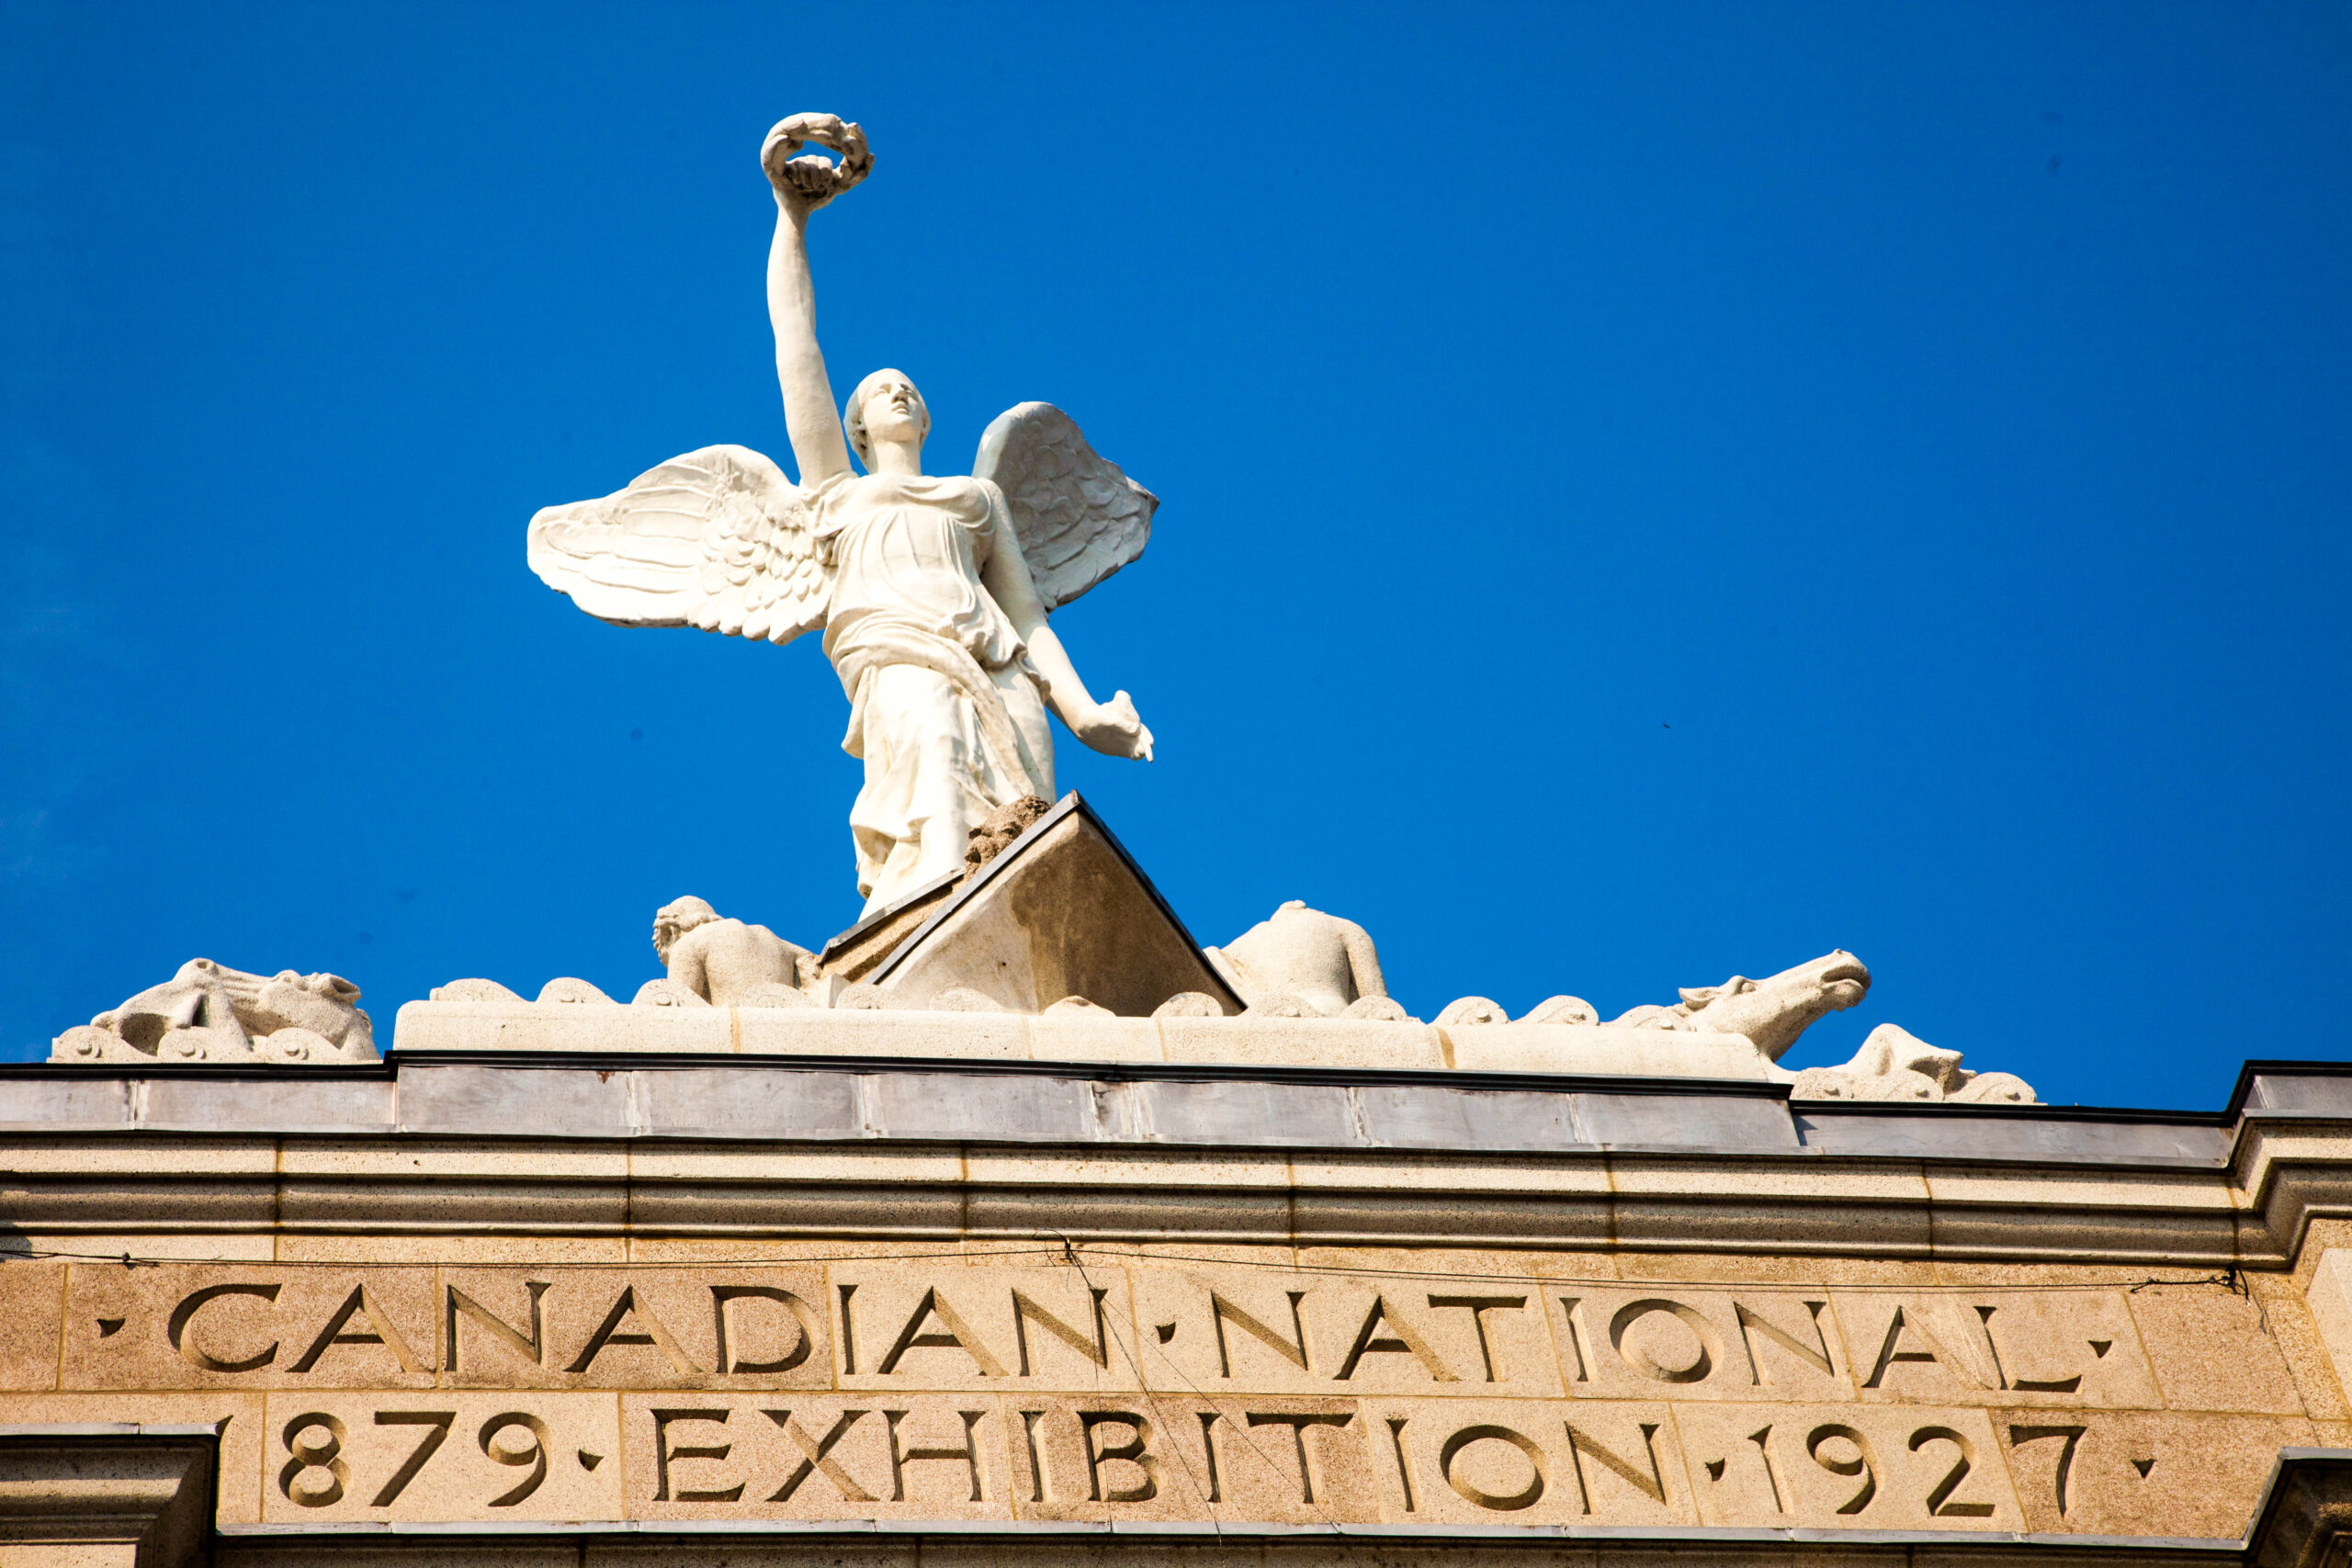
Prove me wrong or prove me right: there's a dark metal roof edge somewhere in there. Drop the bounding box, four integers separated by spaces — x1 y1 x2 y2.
1792 1097 2236 1129
0 1060 397 1081
818 870 959 960
2229 1058 2352 1121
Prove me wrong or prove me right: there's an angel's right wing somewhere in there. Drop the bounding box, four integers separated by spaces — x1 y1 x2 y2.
972 403 1158 610
525 445 829 645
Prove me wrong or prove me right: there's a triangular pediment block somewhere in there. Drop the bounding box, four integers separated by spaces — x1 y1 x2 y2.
838 793 1241 1017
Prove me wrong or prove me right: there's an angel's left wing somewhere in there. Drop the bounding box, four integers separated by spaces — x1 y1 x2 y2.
972 403 1157 610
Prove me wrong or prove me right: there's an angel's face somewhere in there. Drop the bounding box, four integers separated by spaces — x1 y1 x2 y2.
860 375 927 448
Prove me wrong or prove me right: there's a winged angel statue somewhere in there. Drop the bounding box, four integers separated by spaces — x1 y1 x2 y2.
528 116 1156 914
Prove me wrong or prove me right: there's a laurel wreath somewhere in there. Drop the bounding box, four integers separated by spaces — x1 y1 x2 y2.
761 114 873 206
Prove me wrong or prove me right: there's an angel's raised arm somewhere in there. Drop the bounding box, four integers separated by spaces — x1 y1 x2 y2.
763 121 855 488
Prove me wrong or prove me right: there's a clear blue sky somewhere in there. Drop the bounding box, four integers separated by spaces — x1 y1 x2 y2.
5 3 2346 1108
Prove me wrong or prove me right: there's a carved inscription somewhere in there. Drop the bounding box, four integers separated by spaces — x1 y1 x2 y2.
21 1259 2297 1535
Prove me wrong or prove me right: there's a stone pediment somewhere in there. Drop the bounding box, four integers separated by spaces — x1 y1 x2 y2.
837 792 1245 1017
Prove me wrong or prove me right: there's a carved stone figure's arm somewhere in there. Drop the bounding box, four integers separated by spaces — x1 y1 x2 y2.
980 518 1154 762
1339 919 1388 1000
765 194 854 487
666 931 713 1003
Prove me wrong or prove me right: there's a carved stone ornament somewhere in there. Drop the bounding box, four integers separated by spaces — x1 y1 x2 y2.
1209 900 1397 1019
51 957 378 1064
1792 1021 2039 1103
1610 949 1871 1059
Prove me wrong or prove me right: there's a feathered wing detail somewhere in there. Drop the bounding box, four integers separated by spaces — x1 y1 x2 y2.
971 403 1157 610
525 445 829 645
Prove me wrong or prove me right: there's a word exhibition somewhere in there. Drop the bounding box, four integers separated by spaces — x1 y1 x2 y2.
27 1256 2259 1533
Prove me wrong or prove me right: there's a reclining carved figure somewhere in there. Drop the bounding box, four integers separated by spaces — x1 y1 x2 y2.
1207 901 1410 1020
1611 950 1871 1059
51 959 377 1064
1791 1022 2036 1102
639 896 817 1008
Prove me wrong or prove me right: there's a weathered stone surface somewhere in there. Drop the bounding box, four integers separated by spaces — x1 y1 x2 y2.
257 1391 622 1523
865 799 1241 1018
1994 1408 2316 1537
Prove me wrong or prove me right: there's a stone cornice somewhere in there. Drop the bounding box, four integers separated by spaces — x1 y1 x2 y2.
2 1057 2346 1265
0 1423 218 1568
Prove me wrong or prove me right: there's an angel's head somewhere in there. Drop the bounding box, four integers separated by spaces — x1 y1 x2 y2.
844 368 930 471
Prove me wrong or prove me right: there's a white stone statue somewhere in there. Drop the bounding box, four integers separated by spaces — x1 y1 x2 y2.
52 959 378 1064
1610 950 1871 1059
1791 1022 2038 1103
644 896 815 1007
1208 901 1410 1020
527 114 1157 913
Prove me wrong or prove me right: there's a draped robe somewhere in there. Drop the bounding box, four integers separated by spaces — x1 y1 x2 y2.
811 472 1055 911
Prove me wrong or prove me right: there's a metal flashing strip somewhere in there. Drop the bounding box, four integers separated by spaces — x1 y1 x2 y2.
0 1053 2306 1169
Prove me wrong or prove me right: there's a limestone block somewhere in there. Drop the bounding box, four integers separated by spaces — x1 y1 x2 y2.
62 1264 443 1391
1819 1290 2162 1410
621 1393 1016 1522
2305 1248 2352 1404
1357 1395 1695 1526
390 1000 730 1054
633 1068 865 1139
1993 1409 2316 1537
1541 1286 1858 1404
831 1263 1139 1393
1024 1015 1162 1065
1669 1401 2022 1529
395 1063 633 1138
256 1390 621 1522
1125 1265 1568 1399
1135 1080 1358 1146
436 1266 832 1389
733 1008 1028 1061
1442 1024 1776 1081
1159 1017 1445 1072
2124 1280 2307 1414
1010 1393 1382 1523
0 1263 64 1391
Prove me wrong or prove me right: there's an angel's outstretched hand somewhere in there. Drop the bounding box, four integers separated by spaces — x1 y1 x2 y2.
1073 691 1154 762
